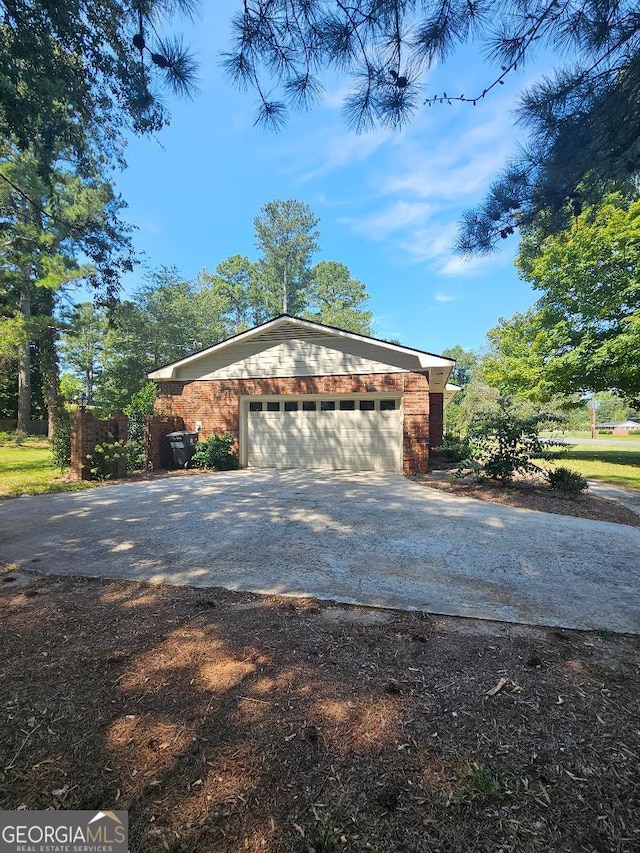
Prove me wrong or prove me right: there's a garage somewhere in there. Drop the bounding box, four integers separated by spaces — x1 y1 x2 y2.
149 314 458 474
244 395 402 471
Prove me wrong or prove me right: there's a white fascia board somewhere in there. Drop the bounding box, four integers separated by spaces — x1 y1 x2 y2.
147 314 456 380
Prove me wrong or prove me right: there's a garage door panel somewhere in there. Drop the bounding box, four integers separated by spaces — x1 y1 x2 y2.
247 398 402 472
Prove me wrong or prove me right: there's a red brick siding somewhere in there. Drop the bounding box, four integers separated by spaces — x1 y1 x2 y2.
145 415 185 470
70 411 128 480
155 373 432 473
428 392 444 448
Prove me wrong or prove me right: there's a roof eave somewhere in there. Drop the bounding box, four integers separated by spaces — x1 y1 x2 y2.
147 314 457 380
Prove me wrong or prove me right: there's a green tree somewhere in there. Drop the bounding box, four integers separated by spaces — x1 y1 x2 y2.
483 310 557 403
0 148 133 433
440 347 497 437
224 1 640 247
98 268 226 411
253 200 320 316
305 261 372 334
60 303 107 403
0 1 197 174
441 345 479 389
195 255 260 336
487 195 640 403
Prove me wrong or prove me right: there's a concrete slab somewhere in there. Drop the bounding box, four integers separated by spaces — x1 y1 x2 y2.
0 470 638 633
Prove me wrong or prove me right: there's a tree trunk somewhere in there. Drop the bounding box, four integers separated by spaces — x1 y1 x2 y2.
282 267 288 314
16 280 31 433
40 299 64 437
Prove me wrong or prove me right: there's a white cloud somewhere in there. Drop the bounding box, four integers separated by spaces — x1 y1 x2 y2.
434 291 458 302
322 82 356 109
341 201 432 240
439 248 511 278
400 222 459 261
296 127 392 183
380 108 516 202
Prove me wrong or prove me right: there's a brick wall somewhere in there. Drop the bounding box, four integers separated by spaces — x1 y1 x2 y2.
428 392 444 448
155 373 432 473
145 415 185 470
70 411 128 480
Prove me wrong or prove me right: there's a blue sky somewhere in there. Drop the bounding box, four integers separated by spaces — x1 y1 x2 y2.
113 0 542 355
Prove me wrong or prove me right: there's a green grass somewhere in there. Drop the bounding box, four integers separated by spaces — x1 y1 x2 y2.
543 444 640 490
0 439 92 498
542 430 640 441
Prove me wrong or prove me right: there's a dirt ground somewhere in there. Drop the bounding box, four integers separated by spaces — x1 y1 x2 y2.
416 460 640 528
1 570 638 853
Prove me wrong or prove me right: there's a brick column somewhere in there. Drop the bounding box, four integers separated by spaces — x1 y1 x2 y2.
70 411 94 480
402 374 430 474
70 411 129 480
428 392 444 448
145 415 185 470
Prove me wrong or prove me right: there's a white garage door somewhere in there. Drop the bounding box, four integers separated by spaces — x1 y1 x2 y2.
246 396 403 472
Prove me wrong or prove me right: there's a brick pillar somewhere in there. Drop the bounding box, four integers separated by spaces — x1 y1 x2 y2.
145 415 185 470
70 411 94 480
70 411 129 480
428 392 444 449
402 374 430 474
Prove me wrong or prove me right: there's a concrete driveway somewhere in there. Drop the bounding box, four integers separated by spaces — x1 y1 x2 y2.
1 470 638 632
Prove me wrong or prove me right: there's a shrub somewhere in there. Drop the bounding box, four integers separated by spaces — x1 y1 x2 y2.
437 432 471 463
598 429 613 434
190 434 239 470
464 397 562 486
548 467 588 496
628 430 640 436
86 438 127 480
124 382 157 472
0 431 12 445
50 418 71 470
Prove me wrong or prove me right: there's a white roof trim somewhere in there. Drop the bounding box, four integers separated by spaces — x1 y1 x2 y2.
148 315 455 380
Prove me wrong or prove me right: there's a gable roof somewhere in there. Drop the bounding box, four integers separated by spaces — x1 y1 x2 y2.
148 314 455 382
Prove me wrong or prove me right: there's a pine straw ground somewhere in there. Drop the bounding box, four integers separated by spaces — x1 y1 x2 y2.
414 456 640 529
1 572 638 853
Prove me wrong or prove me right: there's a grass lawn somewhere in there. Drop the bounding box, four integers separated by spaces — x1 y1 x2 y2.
0 438 90 498
544 444 640 490
542 430 640 441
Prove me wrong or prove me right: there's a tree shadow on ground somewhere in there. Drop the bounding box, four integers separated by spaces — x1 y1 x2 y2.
0 573 639 852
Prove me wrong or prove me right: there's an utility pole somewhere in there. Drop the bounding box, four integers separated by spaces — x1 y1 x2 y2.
590 395 597 439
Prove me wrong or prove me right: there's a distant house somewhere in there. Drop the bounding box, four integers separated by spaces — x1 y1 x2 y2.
596 420 640 434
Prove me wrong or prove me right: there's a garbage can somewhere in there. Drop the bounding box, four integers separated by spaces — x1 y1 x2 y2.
166 431 198 469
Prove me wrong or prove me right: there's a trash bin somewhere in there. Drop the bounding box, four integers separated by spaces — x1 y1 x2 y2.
166 431 198 469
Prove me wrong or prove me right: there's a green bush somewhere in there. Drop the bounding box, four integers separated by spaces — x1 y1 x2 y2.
547 466 588 496
628 430 640 436
464 397 562 486
190 434 239 470
124 382 157 472
437 432 471 463
50 419 71 470
86 438 127 480
598 429 613 434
